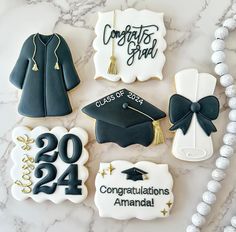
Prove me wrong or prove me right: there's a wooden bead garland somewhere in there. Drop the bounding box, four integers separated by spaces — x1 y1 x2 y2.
186 15 236 232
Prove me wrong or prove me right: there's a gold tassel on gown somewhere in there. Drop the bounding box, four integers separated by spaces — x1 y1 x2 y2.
32 63 39 71
54 62 60 70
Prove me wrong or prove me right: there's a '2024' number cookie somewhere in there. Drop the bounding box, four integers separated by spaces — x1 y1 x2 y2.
11 126 89 203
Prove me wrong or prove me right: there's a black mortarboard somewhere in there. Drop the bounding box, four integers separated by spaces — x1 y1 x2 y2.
82 88 166 147
121 167 148 181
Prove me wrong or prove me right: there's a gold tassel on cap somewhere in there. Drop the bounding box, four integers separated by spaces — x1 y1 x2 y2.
107 10 118 75
123 104 165 145
152 120 165 145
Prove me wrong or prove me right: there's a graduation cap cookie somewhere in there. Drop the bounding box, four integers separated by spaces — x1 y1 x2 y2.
82 89 166 147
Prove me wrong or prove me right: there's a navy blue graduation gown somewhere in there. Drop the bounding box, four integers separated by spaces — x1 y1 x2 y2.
10 33 80 117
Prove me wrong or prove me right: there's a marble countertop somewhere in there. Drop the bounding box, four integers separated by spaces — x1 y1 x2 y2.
0 0 236 231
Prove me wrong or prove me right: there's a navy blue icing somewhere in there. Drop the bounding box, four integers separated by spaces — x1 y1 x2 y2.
58 134 82 163
33 163 57 194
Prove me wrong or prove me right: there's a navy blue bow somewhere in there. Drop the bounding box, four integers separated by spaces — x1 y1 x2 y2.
169 94 219 136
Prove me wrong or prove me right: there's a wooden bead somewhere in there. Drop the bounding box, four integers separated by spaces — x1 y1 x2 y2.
224 226 236 232
207 180 221 193
226 85 236 98
186 225 200 232
211 51 226 64
220 145 234 157
227 122 236 134
202 191 216 205
212 169 226 181
229 97 236 109
197 202 211 216
220 74 234 87
223 133 236 146
211 39 225 51
215 63 228 76
223 18 236 30
216 157 230 170
191 213 206 227
229 110 236 121
215 27 229 39
231 216 236 228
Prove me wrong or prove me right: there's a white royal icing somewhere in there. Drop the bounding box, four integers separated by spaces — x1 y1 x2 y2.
93 8 166 83
94 160 174 220
172 69 217 161
11 126 89 203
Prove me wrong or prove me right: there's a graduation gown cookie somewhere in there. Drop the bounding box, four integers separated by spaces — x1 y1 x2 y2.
10 33 80 117
169 69 219 161
82 89 166 147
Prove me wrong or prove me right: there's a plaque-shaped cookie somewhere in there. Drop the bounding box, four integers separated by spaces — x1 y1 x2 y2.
93 8 166 83
95 160 174 220
11 126 89 203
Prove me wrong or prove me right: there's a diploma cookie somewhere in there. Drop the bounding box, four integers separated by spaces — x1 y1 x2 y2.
93 8 167 83
10 33 80 117
94 160 174 220
82 88 166 147
11 126 89 203
169 68 219 161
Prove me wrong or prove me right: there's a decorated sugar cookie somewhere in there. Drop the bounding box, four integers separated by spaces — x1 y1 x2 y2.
11 126 89 203
82 88 166 147
169 69 220 162
10 33 80 117
95 160 174 220
93 8 166 83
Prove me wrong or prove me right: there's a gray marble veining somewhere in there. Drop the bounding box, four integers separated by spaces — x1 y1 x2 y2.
0 0 236 231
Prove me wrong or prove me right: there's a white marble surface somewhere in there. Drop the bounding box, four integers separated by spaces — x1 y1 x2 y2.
0 0 236 231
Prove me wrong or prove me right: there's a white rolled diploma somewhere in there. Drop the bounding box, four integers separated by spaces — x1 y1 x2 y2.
172 69 217 161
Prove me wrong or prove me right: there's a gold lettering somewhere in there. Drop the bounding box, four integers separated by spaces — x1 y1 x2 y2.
14 154 34 194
